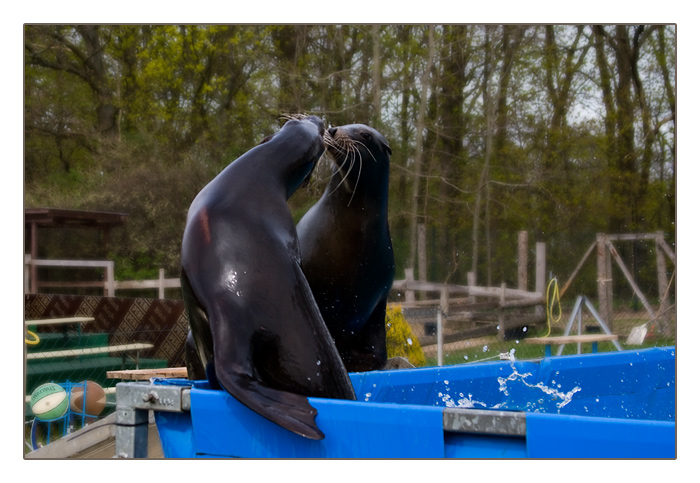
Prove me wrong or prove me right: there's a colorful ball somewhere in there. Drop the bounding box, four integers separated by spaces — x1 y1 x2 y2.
70 380 107 416
30 383 69 421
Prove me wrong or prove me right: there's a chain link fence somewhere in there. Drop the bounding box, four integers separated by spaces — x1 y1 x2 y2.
24 294 188 422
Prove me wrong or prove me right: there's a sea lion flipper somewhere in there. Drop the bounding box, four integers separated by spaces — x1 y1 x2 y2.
215 367 325 440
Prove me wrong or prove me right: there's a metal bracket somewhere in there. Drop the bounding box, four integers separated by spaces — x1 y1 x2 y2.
443 407 526 436
114 382 191 458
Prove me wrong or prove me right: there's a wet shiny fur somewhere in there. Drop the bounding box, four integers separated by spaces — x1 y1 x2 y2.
181 116 355 440
297 124 395 372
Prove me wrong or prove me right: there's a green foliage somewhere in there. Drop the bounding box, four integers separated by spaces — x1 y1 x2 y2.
24 25 676 294
385 305 426 367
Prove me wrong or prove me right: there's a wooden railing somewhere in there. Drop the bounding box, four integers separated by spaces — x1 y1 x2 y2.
24 256 179 299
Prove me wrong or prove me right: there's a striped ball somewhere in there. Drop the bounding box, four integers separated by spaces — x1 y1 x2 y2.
30 383 69 421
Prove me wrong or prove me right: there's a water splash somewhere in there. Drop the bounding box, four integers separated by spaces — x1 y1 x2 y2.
497 357 581 409
437 349 582 412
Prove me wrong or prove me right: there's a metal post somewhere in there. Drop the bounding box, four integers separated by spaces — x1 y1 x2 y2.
557 295 584 356
115 406 149 458
114 381 192 458
577 306 582 354
437 308 443 367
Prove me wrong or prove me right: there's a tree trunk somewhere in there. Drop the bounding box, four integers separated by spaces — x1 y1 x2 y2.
408 25 435 271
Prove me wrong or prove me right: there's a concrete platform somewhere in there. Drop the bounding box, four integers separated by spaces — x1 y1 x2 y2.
25 412 164 459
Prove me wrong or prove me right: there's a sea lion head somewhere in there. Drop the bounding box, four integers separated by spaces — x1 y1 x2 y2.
323 123 392 203
258 114 326 198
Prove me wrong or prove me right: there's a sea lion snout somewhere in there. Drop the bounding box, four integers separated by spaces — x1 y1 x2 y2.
303 115 325 137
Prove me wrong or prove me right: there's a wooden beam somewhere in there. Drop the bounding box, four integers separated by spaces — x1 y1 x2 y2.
596 233 613 326
560 241 595 298
525 334 618 345
606 240 655 318
107 367 188 380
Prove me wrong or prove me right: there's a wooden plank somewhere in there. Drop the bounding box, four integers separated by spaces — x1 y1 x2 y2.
107 367 188 380
26 343 153 360
114 279 181 290
28 259 113 268
524 334 618 345
25 317 95 326
606 233 658 241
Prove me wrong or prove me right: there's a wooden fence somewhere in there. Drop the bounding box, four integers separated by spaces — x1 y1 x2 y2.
391 268 546 365
24 256 180 299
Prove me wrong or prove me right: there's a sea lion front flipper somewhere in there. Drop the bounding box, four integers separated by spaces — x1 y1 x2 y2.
214 366 325 440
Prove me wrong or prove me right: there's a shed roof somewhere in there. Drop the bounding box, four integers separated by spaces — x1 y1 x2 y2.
25 208 128 228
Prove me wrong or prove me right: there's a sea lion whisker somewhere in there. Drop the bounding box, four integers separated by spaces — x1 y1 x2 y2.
354 140 379 163
296 123 395 374
327 151 354 197
347 145 363 207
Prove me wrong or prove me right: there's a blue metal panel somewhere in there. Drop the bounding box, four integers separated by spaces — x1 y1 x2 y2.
444 432 527 458
188 386 446 458
525 412 676 458
151 347 676 458
153 411 196 458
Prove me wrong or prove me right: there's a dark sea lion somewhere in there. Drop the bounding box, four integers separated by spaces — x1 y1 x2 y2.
180 116 356 440
296 124 397 372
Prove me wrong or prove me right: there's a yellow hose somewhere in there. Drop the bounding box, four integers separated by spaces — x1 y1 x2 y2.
25 330 40 346
544 278 561 338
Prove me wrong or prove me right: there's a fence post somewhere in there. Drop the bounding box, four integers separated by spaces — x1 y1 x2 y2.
24 254 31 294
417 223 427 300
655 231 669 314
518 231 528 291
106 261 115 297
467 271 476 304
498 283 507 341
436 308 443 367
158 269 165 299
404 268 415 304
438 286 448 365
596 233 613 328
535 242 546 317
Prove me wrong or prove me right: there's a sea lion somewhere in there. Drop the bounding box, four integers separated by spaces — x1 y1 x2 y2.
181 116 356 440
296 124 397 372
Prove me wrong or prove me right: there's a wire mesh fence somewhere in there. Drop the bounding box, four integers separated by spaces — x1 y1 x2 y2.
24 294 188 421
398 291 676 368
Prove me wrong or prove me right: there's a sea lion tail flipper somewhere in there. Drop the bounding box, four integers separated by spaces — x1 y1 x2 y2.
216 368 325 440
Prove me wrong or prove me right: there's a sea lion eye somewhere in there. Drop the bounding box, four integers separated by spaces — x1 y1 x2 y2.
360 132 372 141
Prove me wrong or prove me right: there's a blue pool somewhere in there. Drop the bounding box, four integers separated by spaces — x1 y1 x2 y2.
147 346 675 458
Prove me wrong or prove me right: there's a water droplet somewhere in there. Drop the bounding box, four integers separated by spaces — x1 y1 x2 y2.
317 360 321 365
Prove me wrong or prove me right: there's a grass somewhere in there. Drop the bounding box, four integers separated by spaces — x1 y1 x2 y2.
424 336 675 367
